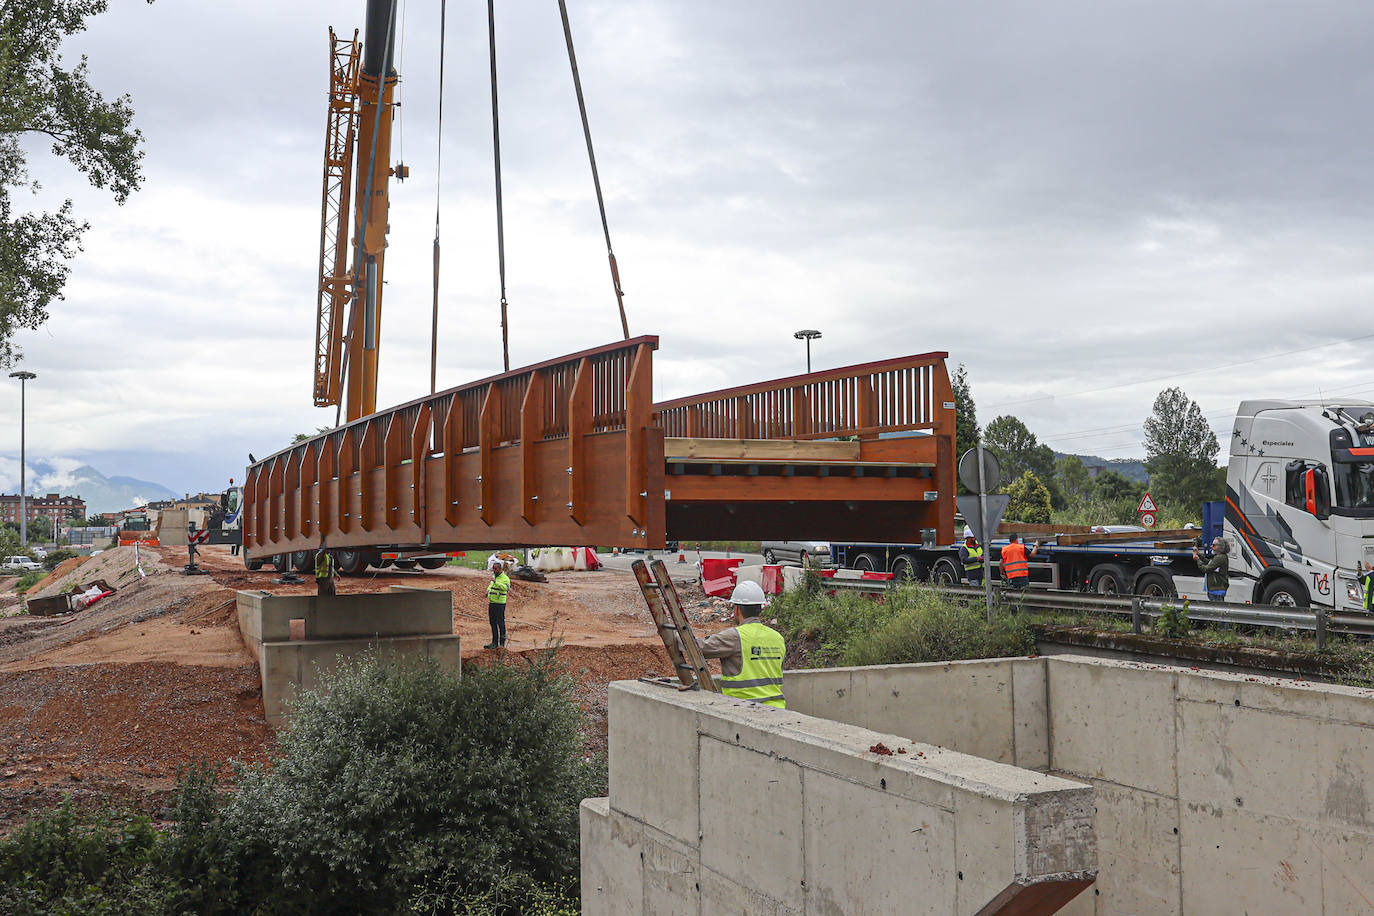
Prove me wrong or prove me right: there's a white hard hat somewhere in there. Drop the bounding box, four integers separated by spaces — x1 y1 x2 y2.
963 526 975 539
729 580 766 606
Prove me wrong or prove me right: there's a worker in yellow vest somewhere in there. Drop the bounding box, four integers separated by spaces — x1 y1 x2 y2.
485 559 510 649
701 580 786 708
958 528 985 586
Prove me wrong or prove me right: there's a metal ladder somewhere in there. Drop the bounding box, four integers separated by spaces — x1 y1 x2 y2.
631 559 720 693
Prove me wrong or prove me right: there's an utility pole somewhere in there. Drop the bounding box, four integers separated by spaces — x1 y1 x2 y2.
793 329 821 373
9 371 36 547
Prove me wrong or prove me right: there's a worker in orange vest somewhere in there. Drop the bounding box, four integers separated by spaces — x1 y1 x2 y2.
999 534 1040 590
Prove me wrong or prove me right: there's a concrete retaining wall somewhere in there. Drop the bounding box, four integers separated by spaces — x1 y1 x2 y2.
236 588 459 725
789 655 1374 914
582 681 1096 915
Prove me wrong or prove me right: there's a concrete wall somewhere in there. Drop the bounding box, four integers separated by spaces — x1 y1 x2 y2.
789 656 1374 915
236 588 459 725
582 681 1096 915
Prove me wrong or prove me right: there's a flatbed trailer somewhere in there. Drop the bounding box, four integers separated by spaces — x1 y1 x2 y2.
831 504 1226 600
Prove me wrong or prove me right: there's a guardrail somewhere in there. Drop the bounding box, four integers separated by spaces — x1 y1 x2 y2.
828 581 1374 649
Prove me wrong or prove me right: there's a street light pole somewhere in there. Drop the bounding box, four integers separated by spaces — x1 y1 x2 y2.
793 329 821 373
8 371 35 548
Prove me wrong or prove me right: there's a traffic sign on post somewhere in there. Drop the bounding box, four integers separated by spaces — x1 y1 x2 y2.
1140 512 1157 528
1137 493 1158 514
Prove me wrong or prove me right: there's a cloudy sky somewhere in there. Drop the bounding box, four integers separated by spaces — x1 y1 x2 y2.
6 0 1373 498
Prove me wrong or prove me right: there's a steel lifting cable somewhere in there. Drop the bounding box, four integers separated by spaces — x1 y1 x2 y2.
431 0 447 394
487 0 511 372
558 0 629 339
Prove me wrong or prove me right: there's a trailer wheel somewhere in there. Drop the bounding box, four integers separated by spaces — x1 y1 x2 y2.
1133 568 1176 598
929 558 961 587
271 554 292 573
291 550 312 573
1089 563 1129 595
418 558 447 570
851 553 879 572
1261 576 1310 608
394 559 418 570
337 549 369 575
245 556 265 571
890 555 916 581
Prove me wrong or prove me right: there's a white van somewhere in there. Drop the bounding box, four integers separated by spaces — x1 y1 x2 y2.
2 556 41 572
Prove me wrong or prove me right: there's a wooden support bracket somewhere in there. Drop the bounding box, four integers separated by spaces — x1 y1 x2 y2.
479 385 499 526
568 357 591 524
411 403 431 537
520 370 543 525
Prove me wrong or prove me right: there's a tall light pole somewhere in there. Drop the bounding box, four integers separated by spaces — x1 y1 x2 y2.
793 329 821 373
9 371 35 547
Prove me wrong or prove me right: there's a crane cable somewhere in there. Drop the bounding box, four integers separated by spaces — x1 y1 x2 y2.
336 0 399 428
557 0 629 339
431 0 446 393
487 0 510 372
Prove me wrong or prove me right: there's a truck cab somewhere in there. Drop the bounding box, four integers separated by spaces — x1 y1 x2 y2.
1226 399 1374 610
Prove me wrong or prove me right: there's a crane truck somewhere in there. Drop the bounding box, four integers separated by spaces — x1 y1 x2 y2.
829 399 1374 612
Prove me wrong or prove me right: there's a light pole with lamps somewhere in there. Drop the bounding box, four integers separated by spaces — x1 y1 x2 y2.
8 371 35 547
793 329 821 373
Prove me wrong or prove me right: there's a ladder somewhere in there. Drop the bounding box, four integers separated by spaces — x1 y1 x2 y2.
631 559 720 693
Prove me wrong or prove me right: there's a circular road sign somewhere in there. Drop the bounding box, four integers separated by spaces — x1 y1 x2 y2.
958 447 1002 494
1140 512 1157 528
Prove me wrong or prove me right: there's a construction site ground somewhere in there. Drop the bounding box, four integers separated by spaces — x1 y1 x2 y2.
0 545 736 829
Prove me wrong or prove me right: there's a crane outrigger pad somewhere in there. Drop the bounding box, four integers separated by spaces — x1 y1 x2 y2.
242 337 955 560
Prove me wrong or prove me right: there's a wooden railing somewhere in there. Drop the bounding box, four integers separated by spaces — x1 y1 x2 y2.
656 351 953 441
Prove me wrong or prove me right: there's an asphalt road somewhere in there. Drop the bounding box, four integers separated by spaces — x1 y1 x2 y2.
597 549 766 577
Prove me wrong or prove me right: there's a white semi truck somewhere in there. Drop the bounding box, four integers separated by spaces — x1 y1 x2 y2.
832 399 1374 611
1222 399 1374 609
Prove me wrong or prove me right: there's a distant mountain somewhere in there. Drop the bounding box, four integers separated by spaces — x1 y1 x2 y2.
1057 452 1150 485
0 460 179 515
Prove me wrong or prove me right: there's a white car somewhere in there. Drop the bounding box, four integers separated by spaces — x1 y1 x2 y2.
2 556 41 572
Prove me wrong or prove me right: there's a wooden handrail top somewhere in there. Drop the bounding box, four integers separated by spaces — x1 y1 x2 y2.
653 350 949 411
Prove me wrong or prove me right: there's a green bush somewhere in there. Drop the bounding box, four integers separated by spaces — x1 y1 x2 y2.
14 570 45 594
770 583 1033 668
226 651 599 913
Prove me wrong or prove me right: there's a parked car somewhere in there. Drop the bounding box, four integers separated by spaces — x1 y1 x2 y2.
760 541 831 567
1 556 42 572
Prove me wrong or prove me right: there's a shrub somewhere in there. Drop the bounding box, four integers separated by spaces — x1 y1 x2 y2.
1154 598 1191 639
14 570 45 594
226 651 599 913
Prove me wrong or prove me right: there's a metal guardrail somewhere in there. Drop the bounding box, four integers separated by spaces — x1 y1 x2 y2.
828 580 1374 649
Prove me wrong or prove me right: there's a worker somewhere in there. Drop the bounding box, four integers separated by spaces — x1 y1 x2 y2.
1361 562 1374 612
485 558 510 649
1192 538 1229 602
701 580 786 708
999 534 1039 590
959 527 985 586
314 548 336 597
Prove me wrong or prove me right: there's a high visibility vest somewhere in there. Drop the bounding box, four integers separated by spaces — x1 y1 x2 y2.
488 572 510 605
1001 543 1030 579
718 622 786 709
963 545 984 572
314 551 334 580
1362 571 1374 611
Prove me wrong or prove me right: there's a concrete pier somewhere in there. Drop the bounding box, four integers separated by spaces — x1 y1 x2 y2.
236 587 460 724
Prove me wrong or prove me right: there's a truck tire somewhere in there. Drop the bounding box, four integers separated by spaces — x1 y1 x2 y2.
394 559 418 570
291 550 312 573
762 549 777 564
245 556 264 571
851 552 880 572
1089 563 1129 595
929 558 961 587
890 555 916 581
1261 576 1310 608
271 554 292 573
1133 568 1177 598
418 558 446 570
337 549 369 575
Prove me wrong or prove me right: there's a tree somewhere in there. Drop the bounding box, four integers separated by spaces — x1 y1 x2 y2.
26 514 52 542
1056 455 1093 510
1143 387 1220 514
1006 471 1053 524
951 363 979 460
983 415 1056 486
0 0 150 365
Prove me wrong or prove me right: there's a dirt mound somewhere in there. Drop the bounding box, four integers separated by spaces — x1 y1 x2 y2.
40 555 88 586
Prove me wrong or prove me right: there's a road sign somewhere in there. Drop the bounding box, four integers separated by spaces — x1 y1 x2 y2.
958 448 1002 494
1137 492 1158 514
1140 512 1157 528
956 494 1011 544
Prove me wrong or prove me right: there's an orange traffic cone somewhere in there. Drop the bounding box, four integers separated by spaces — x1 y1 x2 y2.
679 552 686 563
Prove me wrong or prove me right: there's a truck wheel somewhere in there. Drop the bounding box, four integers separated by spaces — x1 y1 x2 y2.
1133 568 1177 598
245 556 265 571
929 558 961 587
1089 563 1129 595
337 549 369 575
1261 577 1309 608
394 559 418 570
762 549 777 564
271 554 292 573
418 558 446 570
890 556 915 581
851 553 879 572
291 551 312 573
